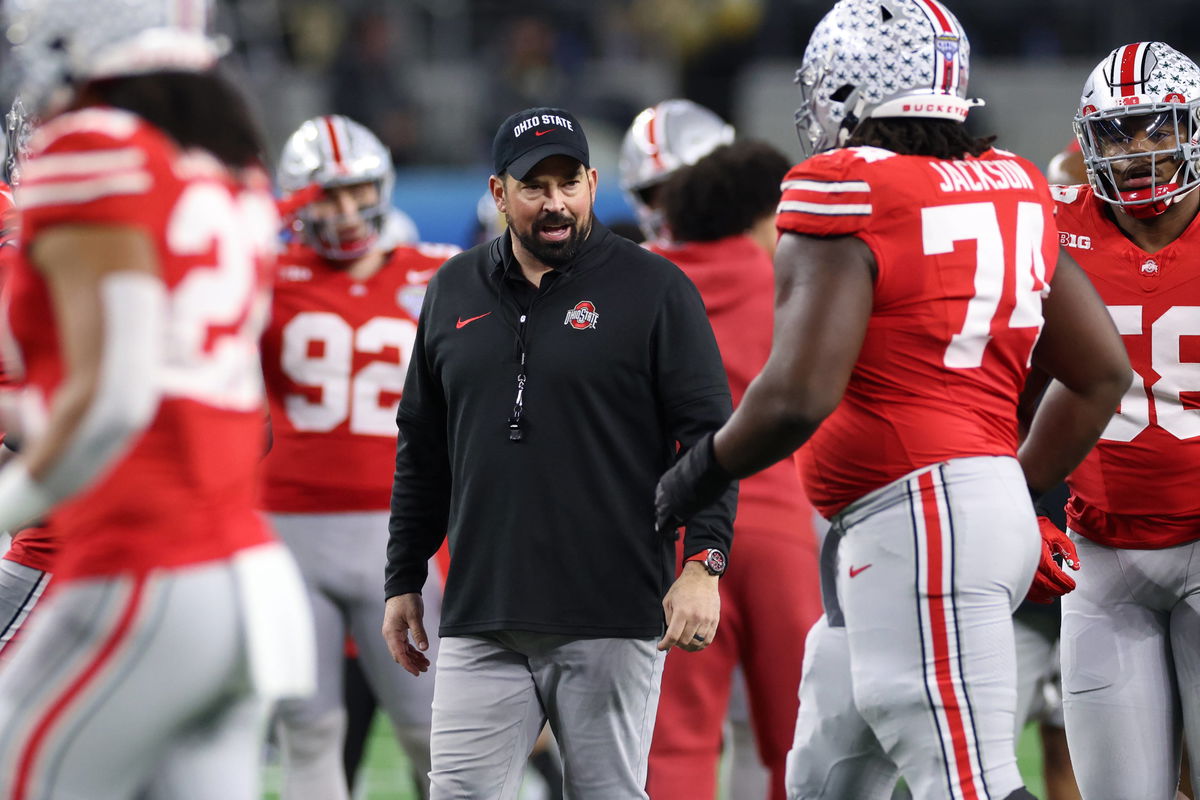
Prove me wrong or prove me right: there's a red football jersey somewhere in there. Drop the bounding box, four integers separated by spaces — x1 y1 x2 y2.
777 146 1057 517
4 108 277 581
651 235 813 533
260 240 458 512
0 183 57 572
1057 184 1200 548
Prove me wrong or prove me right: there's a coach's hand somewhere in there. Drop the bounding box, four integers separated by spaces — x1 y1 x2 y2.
659 561 721 652
1026 516 1081 604
382 593 432 676
655 432 734 537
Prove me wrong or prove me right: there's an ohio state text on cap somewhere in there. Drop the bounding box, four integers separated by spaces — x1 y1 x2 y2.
493 107 590 180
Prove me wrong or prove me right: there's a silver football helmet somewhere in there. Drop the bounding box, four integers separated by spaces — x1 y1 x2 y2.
618 100 734 241
794 0 983 157
5 0 220 115
277 114 395 261
1074 42 1200 219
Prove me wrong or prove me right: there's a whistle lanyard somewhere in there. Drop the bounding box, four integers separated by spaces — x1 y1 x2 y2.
509 343 527 442
502 267 564 443
507 304 535 443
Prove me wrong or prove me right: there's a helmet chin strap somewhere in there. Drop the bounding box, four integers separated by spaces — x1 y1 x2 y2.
1117 163 1192 219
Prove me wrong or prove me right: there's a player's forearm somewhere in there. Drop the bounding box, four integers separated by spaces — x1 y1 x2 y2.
1018 376 1125 495
713 372 828 478
28 273 163 490
0 273 164 532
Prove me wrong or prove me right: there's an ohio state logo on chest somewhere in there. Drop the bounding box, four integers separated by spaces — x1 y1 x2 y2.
564 300 599 330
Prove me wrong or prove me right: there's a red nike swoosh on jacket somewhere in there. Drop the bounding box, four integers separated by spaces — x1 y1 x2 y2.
456 312 491 329
848 564 872 578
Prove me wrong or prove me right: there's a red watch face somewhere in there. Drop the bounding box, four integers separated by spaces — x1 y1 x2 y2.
707 549 727 574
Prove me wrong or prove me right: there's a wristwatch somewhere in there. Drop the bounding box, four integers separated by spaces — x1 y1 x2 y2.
685 548 727 576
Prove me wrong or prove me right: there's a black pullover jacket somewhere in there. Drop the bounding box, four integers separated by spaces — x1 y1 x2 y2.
385 222 737 638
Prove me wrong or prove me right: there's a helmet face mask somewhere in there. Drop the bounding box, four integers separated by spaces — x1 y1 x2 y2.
618 99 734 241
4 98 36 187
300 182 388 261
1074 42 1200 218
794 0 982 157
278 115 395 261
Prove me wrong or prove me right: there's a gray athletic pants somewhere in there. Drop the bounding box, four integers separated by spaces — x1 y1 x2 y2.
270 511 441 800
0 558 50 660
1061 532 1200 800
430 631 666 799
0 543 314 799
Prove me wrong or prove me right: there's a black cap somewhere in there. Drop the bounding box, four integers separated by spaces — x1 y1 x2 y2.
493 107 590 180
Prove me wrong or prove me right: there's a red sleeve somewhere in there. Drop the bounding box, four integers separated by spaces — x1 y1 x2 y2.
19 109 167 238
776 149 877 238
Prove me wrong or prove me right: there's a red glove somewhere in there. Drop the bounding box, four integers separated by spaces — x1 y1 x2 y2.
1026 516 1081 604
275 183 324 225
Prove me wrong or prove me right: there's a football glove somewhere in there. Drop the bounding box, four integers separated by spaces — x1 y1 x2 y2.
1026 516 1081 604
275 183 324 224
654 432 732 538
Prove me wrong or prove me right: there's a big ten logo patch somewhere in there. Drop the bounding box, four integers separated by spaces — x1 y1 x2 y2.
1059 231 1092 250
563 300 599 330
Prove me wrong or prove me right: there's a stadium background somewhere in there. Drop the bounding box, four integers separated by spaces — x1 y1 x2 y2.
2 0 1192 798
181 0 1200 248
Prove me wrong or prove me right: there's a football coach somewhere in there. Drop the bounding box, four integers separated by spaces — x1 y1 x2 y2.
381 105 737 799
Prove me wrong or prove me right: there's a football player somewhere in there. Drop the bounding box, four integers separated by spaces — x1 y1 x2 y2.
1053 42 1200 800
654 1 1132 798
0 96 54 664
262 114 458 800
0 1 316 798
643 139 823 800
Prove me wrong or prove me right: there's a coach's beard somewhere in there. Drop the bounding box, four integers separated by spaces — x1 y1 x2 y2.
509 211 592 268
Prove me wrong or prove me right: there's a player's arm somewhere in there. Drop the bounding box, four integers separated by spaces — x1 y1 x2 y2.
1019 251 1131 494
713 231 874 475
655 231 872 532
0 225 164 532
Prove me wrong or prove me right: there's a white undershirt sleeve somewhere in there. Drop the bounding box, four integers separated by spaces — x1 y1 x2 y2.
0 270 165 532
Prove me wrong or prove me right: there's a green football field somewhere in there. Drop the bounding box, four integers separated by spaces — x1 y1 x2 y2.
262 714 1050 799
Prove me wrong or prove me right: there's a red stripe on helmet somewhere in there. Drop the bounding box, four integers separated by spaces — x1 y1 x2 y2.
913 0 956 92
646 108 664 170
1119 43 1141 97
323 116 345 168
920 0 954 32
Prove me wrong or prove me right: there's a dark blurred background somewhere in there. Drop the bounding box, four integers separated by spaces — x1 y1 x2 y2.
14 0 1200 245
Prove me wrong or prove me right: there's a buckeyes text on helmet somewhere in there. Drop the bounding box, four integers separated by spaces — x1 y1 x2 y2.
5 0 221 116
794 0 983 157
277 115 396 261
1074 41 1200 218
618 99 734 242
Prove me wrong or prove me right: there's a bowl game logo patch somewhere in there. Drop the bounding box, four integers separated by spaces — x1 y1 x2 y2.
397 286 428 319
